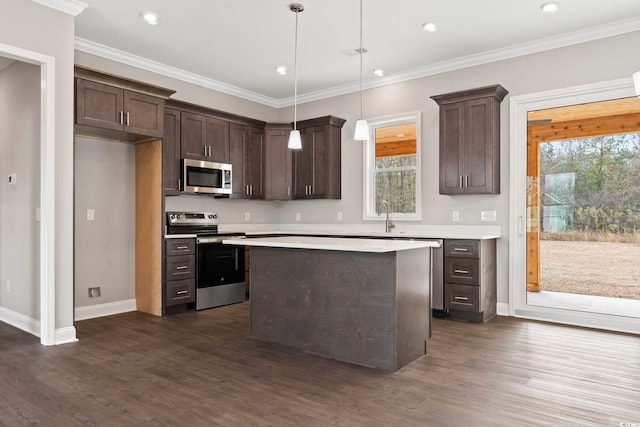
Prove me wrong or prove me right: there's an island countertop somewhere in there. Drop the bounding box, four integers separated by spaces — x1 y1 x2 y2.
222 235 441 253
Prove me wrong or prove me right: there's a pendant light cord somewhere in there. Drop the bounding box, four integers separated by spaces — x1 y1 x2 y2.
359 0 363 121
293 7 299 131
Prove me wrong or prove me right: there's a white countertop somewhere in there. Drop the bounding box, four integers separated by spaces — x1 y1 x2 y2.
222 236 441 253
218 223 501 240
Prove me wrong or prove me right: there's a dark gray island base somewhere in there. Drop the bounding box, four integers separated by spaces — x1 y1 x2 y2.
238 238 435 371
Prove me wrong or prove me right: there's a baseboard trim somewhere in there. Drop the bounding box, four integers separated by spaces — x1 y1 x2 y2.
0 306 40 336
55 326 78 345
496 302 510 316
75 299 137 321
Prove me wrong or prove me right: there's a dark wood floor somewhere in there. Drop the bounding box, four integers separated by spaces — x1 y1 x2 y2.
1 302 639 426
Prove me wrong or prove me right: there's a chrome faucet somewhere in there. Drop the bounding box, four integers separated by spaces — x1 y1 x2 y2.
381 200 395 233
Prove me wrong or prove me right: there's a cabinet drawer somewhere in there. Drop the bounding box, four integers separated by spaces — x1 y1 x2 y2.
444 240 479 258
166 278 195 306
444 257 479 285
165 254 195 280
165 238 195 256
445 283 480 312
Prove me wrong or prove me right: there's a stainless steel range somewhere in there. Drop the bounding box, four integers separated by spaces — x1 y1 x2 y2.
166 211 245 310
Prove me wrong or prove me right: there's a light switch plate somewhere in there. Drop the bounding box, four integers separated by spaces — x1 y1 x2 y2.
86 208 95 221
244 212 250 222
481 210 497 221
295 212 301 221
452 210 460 222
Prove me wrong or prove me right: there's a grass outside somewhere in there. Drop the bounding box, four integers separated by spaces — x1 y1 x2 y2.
539 239 640 300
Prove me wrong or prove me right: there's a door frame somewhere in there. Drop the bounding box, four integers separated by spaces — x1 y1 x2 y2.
0 42 56 345
508 77 640 334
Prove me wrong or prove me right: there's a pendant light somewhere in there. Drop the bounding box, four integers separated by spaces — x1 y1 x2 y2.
288 3 304 150
353 0 369 141
634 71 640 97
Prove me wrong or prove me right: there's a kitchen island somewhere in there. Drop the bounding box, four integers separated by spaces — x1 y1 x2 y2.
223 236 440 371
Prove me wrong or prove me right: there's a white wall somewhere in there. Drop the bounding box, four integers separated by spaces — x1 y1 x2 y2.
74 137 135 307
76 30 640 308
0 0 76 334
0 61 40 318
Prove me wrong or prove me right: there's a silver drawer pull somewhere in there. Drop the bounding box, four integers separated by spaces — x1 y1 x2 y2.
176 290 188 295
453 248 468 252
175 245 189 250
454 269 469 274
454 296 469 301
176 265 189 270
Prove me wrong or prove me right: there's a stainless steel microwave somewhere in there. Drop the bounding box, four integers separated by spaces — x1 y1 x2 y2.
182 158 232 195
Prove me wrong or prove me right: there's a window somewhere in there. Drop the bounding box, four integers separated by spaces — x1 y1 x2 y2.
363 111 421 221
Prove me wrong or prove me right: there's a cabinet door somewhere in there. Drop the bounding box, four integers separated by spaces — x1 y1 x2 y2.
124 90 164 138
263 127 293 200
229 123 247 197
163 108 181 195
206 117 230 163
245 127 264 198
181 112 207 160
464 97 497 194
439 102 465 194
75 79 123 132
293 127 313 198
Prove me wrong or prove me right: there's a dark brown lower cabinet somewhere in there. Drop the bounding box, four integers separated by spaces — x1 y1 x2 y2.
443 239 496 322
164 238 195 307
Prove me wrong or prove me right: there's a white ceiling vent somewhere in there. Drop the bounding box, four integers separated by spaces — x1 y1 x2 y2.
342 47 368 57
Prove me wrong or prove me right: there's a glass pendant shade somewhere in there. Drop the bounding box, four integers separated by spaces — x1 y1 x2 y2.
354 119 369 140
288 129 302 149
634 71 640 97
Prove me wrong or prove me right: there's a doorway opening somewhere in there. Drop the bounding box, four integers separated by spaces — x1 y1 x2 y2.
510 79 640 334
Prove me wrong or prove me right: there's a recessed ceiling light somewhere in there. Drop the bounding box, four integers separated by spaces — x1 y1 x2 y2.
540 2 559 13
373 68 384 77
422 22 437 32
275 66 287 75
142 12 158 25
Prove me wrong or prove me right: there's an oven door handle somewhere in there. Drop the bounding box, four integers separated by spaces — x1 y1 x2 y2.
196 235 245 244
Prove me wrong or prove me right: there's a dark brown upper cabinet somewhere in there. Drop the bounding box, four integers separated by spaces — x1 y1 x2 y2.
293 116 345 200
431 85 507 195
180 112 230 163
74 66 174 143
230 123 264 199
163 107 181 196
263 124 294 200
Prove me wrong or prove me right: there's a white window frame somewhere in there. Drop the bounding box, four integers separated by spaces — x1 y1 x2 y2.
363 111 422 221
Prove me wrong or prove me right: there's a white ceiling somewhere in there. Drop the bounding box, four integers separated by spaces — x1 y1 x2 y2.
74 0 640 107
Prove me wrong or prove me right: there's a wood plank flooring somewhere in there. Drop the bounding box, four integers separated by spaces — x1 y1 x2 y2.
1 302 639 426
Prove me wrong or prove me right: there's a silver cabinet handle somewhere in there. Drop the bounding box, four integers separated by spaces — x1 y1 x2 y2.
459 176 463 188
454 269 469 274
176 290 188 295
204 146 208 157
309 184 312 195
287 186 291 196
246 185 249 195
175 245 189 250
119 110 124 125
176 265 189 270
453 248 468 252
178 179 181 190
454 296 469 301
465 175 469 188
126 112 130 126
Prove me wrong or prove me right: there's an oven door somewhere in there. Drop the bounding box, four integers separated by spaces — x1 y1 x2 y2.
196 239 246 310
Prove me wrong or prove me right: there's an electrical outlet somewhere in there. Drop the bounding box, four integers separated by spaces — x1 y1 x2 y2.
337 211 343 221
88 286 101 298
6 280 11 293
244 212 250 222
86 208 95 221
8 173 16 186
452 210 460 222
295 212 301 221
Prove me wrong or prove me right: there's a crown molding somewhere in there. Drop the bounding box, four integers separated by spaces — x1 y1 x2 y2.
32 0 87 16
74 37 280 108
76 16 640 109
